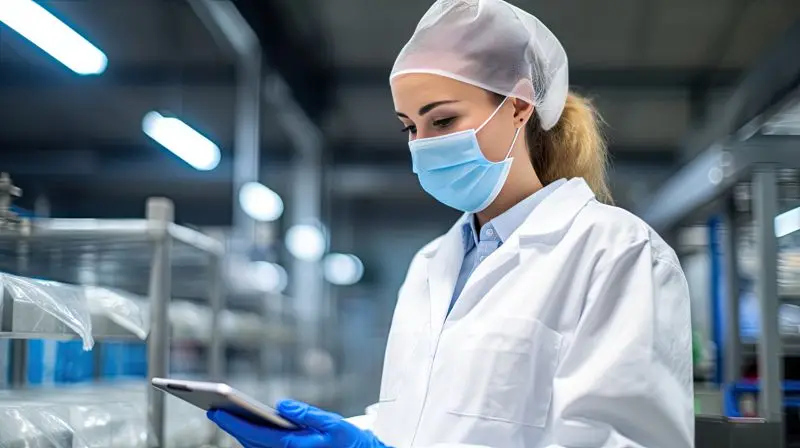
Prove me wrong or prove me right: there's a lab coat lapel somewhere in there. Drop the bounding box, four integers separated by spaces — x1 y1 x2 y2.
426 214 468 338
515 178 596 244
452 179 596 315
450 242 519 317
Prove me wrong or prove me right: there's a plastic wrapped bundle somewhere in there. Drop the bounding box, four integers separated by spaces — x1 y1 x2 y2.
85 286 149 340
0 403 74 447
0 273 94 349
0 383 214 448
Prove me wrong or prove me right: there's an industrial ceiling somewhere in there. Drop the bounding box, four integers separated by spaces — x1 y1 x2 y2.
0 0 798 224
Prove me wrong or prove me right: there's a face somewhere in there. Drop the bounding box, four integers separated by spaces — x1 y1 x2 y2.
391 73 533 162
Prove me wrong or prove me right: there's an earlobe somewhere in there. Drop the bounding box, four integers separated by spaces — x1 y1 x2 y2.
512 98 534 123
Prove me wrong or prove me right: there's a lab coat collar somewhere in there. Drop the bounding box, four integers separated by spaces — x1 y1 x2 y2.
421 178 594 259
421 213 470 259
442 179 595 324
423 178 595 336
514 178 596 243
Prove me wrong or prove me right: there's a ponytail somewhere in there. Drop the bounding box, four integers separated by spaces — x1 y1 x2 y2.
526 92 613 204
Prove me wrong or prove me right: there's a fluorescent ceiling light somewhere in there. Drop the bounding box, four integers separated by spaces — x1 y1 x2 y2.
286 224 327 262
239 182 284 222
0 0 107 75
323 253 364 286
142 111 221 171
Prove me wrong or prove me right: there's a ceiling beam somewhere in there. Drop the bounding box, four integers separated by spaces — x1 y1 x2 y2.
335 67 743 91
637 22 800 230
680 21 800 162
234 0 335 119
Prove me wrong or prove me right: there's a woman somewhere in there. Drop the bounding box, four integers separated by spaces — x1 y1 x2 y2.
208 0 694 446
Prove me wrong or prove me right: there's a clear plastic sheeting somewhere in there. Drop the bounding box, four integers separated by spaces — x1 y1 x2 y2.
85 286 149 340
0 273 94 349
0 383 213 448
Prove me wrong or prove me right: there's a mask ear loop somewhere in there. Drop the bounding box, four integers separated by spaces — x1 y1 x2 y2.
476 97 509 133
503 127 522 160
476 96 522 162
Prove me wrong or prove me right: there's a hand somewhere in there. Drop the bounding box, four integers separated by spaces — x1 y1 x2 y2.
208 399 390 448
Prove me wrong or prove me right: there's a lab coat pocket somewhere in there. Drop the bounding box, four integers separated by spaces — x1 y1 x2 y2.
448 317 562 427
379 330 419 402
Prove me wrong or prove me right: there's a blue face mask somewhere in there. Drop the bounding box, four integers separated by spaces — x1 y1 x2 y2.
409 98 521 213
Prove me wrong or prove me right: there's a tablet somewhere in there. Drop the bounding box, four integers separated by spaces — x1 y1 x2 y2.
151 378 298 429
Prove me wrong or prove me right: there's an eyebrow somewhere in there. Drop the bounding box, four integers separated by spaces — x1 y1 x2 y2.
396 100 459 118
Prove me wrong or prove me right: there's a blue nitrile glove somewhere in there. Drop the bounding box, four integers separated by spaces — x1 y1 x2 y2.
208 399 390 448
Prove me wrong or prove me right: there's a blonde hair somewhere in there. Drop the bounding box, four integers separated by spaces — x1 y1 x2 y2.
526 92 613 204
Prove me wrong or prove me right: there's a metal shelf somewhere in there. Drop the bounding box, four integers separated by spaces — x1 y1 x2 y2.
0 197 226 447
742 335 800 357
639 136 800 232
0 286 289 345
0 218 222 299
0 196 300 447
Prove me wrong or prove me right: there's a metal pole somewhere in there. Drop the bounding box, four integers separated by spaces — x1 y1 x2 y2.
231 57 262 250
209 256 224 381
187 0 262 251
208 255 224 446
290 153 324 361
752 168 782 423
1 287 24 387
262 74 327 373
9 238 29 388
722 198 742 385
8 340 27 387
146 198 174 447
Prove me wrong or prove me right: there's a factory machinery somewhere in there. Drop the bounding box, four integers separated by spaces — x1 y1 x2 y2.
0 175 337 447
640 105 800 445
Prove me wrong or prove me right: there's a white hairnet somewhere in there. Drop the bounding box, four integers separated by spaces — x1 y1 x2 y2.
391 0 569 131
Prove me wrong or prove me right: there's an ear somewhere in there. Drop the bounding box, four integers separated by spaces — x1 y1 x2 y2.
511 98 534 128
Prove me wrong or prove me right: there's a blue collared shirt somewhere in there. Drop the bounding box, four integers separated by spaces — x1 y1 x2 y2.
449 179 567 313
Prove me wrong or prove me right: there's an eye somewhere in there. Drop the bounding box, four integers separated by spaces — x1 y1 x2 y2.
401 125 417 135
433 117 456 128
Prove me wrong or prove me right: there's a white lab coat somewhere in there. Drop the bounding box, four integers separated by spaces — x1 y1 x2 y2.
351 178 694 448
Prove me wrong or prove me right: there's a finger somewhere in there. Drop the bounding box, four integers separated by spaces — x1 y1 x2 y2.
208 410 291 445
283 432 329 448
277 400 343 431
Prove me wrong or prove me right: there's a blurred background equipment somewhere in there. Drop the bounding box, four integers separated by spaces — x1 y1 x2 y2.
0 0 797 446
